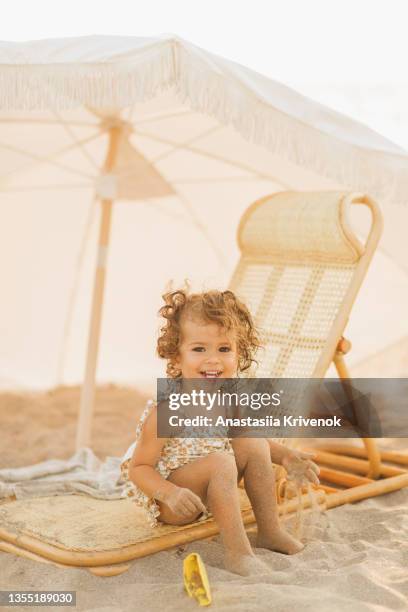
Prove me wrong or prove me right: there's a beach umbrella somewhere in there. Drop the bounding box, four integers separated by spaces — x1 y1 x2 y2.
0 35 407 448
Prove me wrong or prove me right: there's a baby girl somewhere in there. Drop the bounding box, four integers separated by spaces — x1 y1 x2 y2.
121 289 319 575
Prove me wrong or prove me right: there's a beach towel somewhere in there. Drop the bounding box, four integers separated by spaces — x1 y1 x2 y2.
0 448 124 501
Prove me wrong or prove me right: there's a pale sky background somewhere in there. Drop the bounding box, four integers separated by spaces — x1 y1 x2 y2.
1 0 408 148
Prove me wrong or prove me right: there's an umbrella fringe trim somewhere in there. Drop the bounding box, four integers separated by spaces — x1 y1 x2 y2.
0 42 176 111
0 39 407 204
174 46 407 205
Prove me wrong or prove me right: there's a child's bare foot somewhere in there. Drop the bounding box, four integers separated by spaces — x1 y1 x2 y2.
224 552 271 576
256 528 304 555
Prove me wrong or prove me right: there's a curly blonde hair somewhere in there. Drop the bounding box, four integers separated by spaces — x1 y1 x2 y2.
157 289 261 378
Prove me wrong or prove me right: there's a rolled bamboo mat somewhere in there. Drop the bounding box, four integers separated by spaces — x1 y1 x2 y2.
303 449 406 477
0 539 130 576
0 491 325 568
1 474 407 571
325 473 408 508
314 444 408 466
318 467 373 488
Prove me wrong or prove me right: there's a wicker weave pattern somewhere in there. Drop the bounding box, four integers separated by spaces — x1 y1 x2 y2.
231 259 356 378
238 192 363 264
0 493 252 551
230 192 369 379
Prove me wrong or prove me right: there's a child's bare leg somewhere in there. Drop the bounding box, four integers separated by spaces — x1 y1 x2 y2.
202 453 269 575
158 452 268 575
232 438 304 554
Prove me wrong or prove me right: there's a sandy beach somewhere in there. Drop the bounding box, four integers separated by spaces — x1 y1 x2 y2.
1 386 407 611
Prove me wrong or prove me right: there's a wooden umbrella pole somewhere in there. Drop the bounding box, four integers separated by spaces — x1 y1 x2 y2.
333 339 382 479
76 125 122 450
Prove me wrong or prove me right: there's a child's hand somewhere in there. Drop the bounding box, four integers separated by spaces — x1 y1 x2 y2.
162 486 207 518
281 450 320 486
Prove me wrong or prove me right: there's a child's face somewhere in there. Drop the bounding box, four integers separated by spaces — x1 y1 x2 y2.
174 317 239 379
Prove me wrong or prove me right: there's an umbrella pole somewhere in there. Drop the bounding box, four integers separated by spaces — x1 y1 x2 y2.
76 125 121 450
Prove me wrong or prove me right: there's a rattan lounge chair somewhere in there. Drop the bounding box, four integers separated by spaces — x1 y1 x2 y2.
1 191 407 575
231 190 383 476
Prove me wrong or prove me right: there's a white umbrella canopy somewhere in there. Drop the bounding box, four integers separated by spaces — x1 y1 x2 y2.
0 35 407 444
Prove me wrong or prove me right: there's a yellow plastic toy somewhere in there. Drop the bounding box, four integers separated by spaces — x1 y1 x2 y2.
183 553 212 606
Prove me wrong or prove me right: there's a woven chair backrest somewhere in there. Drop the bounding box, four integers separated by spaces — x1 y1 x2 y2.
229 191 383 378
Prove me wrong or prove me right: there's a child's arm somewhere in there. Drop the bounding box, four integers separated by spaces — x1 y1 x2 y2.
267 439 320 485
266 439 293 465
128 406 206 517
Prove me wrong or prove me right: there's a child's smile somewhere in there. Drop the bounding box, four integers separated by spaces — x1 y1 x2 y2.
174 318 239 379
